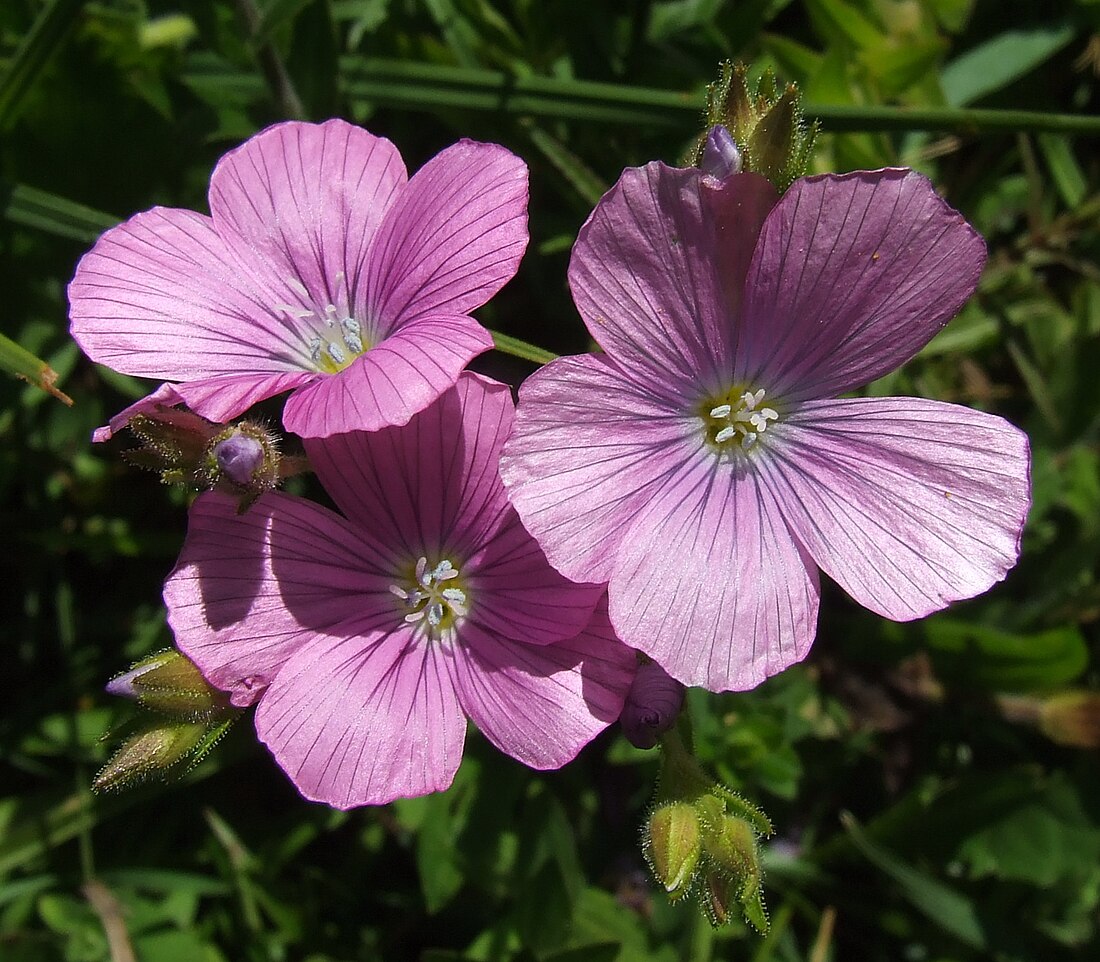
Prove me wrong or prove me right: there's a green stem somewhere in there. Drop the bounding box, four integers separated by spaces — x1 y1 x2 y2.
338 58 1100 136
488 329 559 365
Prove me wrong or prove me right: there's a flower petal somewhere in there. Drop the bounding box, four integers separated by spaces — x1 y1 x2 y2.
164 491 398 707
569 162 776 397
500 353 698 584
92 382 183 442
282 312 493 437
69 208 311 379
608 456 820 692
759 396 1031 620
256 629 465 808
464 508 603 645
451 602 636 770
738 169 986 398
302 372 513 557
208 119 406 313
362 140 528 330
175 371 315 423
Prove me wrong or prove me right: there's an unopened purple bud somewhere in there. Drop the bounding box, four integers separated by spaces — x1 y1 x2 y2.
621 661 685 749
106 660 160 699
700 125 742 180
214 431 264 486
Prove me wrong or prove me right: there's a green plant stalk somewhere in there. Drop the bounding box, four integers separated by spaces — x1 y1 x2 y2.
489 329 559 365
337 58 1100 135
0 330 73 404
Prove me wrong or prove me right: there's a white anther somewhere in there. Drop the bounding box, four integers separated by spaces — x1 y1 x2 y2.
743 433 758 449
308 337 322 361
709 404 732 418
714 426 736 444
327 343 346 364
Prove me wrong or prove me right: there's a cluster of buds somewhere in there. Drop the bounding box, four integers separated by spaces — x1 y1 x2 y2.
639 716 773 932
691 61 818 191
644 776 772 931
94 650 238 792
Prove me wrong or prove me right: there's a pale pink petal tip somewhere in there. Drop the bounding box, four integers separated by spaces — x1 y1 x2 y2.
92 382 183 442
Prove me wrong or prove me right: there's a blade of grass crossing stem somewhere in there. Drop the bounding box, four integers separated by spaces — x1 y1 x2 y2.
521 120 607 207
841 812 987 949
0 0 87 131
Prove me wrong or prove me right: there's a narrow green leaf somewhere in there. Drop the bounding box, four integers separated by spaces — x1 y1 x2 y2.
0 0 86 131
0 181 118 242
841 812 986 949
521 120 607 207
941 23 1077 106
804 0 884 49
254 0 313 46
1037 134 1087 208
0 330 73 404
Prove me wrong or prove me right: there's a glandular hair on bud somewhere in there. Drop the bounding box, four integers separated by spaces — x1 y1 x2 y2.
644 801 702 899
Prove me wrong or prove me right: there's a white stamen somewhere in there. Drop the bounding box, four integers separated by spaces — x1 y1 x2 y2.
327 343 346 364
308 337 322 361
706 387 779 451
392 556 468 635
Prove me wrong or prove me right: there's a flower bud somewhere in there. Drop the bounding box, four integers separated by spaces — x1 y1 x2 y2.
644 801 702 898
693 61 818 192
106 649 230 719
620 661 685 749
1039 691 1100 747
202 422 281 505
92 720 211 792
701 812 758 880
700 125 742 181
213 431 265 486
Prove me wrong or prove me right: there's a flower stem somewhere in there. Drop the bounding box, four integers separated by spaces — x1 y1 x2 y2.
488 329 559 365
341 59 1100 136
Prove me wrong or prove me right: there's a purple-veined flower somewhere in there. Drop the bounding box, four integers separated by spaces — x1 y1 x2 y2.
163 373 635 807
70 120 528 438
499 163 1031 693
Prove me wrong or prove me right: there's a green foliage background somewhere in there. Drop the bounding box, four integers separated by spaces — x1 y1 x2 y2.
2 0 1099 959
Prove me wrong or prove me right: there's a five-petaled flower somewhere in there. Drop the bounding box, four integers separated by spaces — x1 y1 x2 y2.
163 374 636 808
499 163 1031 693
69 119 528 438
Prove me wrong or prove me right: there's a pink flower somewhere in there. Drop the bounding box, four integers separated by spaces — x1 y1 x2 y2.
500 163 1031 693
70 120 528 438
163 374 635 807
